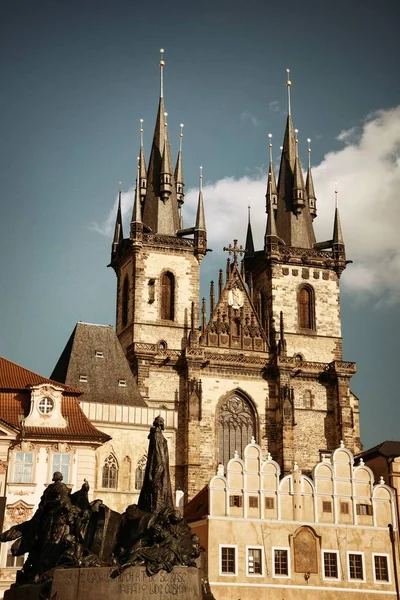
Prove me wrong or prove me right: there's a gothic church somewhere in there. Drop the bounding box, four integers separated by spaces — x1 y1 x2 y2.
99 52 363 503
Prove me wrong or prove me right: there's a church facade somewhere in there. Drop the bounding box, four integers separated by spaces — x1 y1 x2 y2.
108 53 362 503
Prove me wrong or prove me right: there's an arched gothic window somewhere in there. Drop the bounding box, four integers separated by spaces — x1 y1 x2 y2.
161 272 175 321
135 454 147 490
298 285 315 330
218 395 256 467
122 276 129 327
303 390 312 408
102 454 118 489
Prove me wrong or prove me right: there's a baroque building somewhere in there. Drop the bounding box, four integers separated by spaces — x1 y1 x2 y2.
107 54 362 503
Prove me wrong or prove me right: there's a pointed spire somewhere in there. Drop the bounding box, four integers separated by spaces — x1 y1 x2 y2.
333 189 344 245
142 49 180 234
292 130 306 215
305 138 317 220
266 133 278 212
245 202 255 257
265 192 278 239
194 166 207 260
113 184 124 253
175 124 185 209
132 158 142 223
139 119 147 201
195 166 206 231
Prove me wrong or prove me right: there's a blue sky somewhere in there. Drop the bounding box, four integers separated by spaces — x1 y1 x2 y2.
0 0 399 450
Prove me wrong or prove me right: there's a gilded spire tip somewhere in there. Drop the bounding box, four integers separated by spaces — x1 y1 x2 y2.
307 138 311 168
286 68 292 115
199 166 203 191
268 133 273 162
159 49 165 98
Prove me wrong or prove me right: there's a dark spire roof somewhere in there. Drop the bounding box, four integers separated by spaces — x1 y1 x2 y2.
174 124 185 209
139 118 147 200
141 52 180 235
112 189 123 251
195 167 206 231
306 139 317 219
245 205 255 257
265 192 278 238
274 71 316 248
131 159 142 225
333 194 344 245
51 323 146 407
266 134 278 213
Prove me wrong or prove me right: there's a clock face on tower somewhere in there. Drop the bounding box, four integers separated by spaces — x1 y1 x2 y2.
38 397 54 415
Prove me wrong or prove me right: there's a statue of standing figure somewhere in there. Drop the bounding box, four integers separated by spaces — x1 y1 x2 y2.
138 415 174 513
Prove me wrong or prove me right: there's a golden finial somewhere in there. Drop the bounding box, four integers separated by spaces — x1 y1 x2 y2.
159 48 165 98
307 138 311 169
335 182 339 209
179 123 184 153
199 166 203 191
286 68 292 116
268 133 273 163
248 198 251 222
164 111 168 129
139 118 144 147
118 181 122 192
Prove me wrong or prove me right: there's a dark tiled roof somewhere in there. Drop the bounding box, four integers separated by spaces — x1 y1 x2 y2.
0 356 80 393
358 441 400 460
51 323 146 407
184 485 209 522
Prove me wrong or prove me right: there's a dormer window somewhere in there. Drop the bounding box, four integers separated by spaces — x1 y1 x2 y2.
95 351 104 358
118 379 127 387
79 375 88 383
38 397 54 415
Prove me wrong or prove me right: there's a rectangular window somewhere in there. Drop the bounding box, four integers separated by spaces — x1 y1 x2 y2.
6 544 25 568
274 548 289 577
249 496 259 508
118 379 127 387
322 501 332 513
323 551 339 579
79 375 88 383
265 496 275 509
247 548 262 575
14 452 33 483
374 555 389 582
340 502 349 514
95 351 104 358
221 546 236 574
229 495 243 508
349 553 364 580
52 454 70 483
356 503 372 516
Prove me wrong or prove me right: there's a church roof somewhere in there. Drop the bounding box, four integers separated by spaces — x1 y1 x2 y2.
357 441 400 460
0 356 108 442
50 322 146 407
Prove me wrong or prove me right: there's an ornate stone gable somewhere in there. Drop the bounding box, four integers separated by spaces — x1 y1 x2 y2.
201 263 268 353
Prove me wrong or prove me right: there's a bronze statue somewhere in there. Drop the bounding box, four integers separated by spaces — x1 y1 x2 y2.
138 416 174 513
0 416 203 586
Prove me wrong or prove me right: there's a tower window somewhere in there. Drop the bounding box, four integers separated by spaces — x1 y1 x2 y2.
122 276 129 327
298 285 315 330
161 272 175 321
303 390 312 408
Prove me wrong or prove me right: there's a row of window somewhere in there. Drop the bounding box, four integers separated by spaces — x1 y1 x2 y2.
13 451 145 490
14 452 70 484
230 495 372 516
220 546 390 583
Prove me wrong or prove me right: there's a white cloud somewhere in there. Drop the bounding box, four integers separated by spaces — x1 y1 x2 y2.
184 106 400 305
240 110 259 127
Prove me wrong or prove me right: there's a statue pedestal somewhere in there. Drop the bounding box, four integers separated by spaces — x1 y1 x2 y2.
4 564 214 600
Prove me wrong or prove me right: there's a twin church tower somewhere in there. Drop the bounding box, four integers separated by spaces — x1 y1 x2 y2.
109 52 361 501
